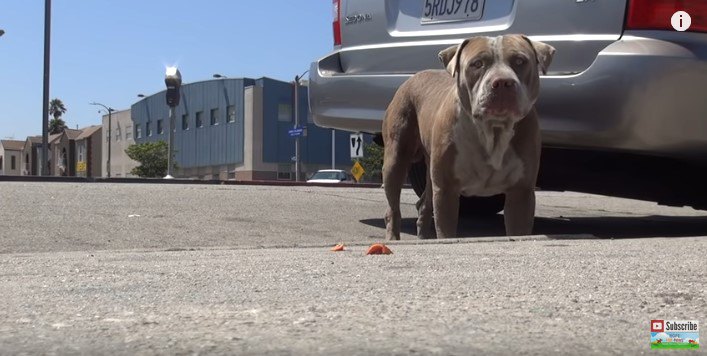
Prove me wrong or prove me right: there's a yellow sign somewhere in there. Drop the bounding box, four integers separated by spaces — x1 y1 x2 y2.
351 161 365 182
76 161 87 172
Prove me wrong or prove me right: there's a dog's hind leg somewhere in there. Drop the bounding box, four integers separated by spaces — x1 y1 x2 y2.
382 88 420 241
383 147 411 241
416 160 435 239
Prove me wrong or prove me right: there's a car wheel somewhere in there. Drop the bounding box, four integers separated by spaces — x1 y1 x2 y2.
408 161 504 217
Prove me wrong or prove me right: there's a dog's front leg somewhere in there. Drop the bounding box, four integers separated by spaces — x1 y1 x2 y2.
432 185 460 239
503 186 535 236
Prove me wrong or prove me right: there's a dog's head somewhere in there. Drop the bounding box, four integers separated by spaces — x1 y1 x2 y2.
439 35 555 124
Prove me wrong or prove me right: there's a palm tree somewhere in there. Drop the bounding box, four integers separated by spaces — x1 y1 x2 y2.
48 98 68 134
48 118 68 134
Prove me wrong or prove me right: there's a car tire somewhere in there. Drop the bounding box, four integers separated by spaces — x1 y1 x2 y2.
408 161 504 217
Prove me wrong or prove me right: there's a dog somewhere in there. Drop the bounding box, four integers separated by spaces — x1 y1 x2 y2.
382 34 555 239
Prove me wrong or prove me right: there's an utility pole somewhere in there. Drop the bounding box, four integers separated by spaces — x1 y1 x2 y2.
41 0 51 176
90 103 114 177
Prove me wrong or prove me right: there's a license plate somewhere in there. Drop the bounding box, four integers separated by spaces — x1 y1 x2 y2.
421 0 486 24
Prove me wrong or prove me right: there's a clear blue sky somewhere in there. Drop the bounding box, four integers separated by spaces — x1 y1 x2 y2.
0 1 333 140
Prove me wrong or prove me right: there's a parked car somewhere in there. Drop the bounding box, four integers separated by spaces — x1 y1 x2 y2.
307 169 354 183
309 0 707 214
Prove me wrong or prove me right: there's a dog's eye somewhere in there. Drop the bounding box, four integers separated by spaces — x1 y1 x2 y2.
513 57 526 66
472 60 484 69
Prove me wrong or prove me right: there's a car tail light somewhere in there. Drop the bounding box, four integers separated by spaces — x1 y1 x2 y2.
333 0 342 46
626 0 706 32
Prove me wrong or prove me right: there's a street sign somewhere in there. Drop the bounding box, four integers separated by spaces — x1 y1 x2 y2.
350 133 363 158
288 127 304 137
351 161 365 182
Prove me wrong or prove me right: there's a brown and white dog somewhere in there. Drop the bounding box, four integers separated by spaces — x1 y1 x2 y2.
382 35 555 239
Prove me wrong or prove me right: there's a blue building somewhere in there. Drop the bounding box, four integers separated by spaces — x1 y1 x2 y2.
131 77 354 180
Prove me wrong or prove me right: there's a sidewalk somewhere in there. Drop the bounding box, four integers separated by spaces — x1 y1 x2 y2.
1 237 704 355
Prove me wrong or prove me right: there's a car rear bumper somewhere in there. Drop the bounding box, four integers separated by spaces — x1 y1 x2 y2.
308 54 409 134
309 31 707 160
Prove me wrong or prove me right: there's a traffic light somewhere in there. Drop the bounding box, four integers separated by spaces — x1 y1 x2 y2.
164 66 182 107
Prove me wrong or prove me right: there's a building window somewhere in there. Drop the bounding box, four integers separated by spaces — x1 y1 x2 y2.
277 163 292 180
210 108 219 126
11 155 16 170
196 111 204 128
157 119 164 135
116 127 121 141
78 145 85 162
278 103 292 122
182 114 189 130
125 126 132 140
227 105 236 123
147 121 152 137
136 124 142 139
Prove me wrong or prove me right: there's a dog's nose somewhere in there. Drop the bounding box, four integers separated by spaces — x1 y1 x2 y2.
491 78 516 89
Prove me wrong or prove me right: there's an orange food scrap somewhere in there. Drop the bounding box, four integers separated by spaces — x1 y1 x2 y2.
331 244 345 252
366 243 393 255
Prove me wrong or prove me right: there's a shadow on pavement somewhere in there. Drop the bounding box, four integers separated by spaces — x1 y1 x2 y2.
360 215 707 239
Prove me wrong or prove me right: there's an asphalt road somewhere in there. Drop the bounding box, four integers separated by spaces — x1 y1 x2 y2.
1 182 706 355
2 182 707 253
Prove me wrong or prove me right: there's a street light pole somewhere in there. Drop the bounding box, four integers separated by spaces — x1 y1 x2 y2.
41 0 51 176
293 70 308 182
90 102 114 178
294 75 300 182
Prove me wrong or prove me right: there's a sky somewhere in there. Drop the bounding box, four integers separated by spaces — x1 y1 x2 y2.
0 1 333 140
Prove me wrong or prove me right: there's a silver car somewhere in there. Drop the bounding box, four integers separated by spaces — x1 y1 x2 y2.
309 0 707 214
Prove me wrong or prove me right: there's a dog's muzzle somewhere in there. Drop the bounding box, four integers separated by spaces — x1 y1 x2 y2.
480 77 523 117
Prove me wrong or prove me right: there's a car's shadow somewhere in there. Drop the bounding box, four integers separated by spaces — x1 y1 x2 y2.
360 214 707 239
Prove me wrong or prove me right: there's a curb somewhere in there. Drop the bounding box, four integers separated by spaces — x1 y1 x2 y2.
0 176 400 189
241 233 599 251
119 234 599 255
0 234 602 257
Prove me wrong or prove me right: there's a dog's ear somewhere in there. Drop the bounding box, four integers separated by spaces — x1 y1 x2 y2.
438 45 458 73
438 39 470 76
521 36 556 75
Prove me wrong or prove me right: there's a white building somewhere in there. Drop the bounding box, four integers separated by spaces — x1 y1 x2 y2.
0 140 25 176
101 109 138 177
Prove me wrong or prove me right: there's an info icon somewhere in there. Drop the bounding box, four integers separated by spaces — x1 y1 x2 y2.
671 11 692 32
651 320 664 332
